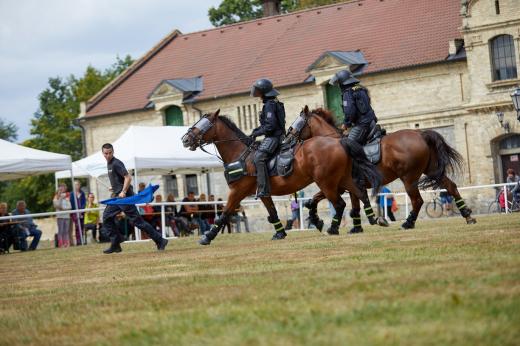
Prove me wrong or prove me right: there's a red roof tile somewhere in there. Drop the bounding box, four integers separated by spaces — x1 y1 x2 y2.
86 0 462 117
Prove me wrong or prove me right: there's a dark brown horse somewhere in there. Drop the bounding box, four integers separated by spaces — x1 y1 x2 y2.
287 106 476 231
182 109 381 245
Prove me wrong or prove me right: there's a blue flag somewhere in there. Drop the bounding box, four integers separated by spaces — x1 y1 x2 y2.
101 184 160 205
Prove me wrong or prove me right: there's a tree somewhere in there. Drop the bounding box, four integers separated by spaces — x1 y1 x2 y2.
0 55 134 213
0 118 18 142
208 0 343 26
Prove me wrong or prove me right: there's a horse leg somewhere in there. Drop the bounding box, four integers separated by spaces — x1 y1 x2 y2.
325 190 346 236
440 177 477 224
358 188 388 227
304 191 325 232
199 188 246 245
401 180 423 230
347 191 364 234
260 197 286 240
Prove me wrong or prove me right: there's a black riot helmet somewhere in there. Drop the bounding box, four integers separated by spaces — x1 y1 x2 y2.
329 70 359 87
250 78 280 98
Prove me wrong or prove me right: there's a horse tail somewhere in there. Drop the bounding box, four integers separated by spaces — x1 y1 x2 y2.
419 130 464 189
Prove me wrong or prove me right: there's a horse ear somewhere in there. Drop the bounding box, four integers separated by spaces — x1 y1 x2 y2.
304 105 309 114
215 109 220 117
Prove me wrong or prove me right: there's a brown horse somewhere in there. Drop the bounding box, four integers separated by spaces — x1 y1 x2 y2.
182 109 381 245
287 106 476 231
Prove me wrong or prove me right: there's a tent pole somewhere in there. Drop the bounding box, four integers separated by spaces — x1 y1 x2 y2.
206 170 211 195
133 159 141 241
70 169 84 245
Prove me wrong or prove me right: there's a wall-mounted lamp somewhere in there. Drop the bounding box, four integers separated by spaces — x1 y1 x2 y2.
511 87 520 121
496 111 510 133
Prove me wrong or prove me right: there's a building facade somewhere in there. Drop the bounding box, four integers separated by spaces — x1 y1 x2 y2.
79 0 520 208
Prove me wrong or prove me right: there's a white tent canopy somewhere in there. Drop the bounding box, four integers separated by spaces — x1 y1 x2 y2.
55 126 222 179
0 139 72 181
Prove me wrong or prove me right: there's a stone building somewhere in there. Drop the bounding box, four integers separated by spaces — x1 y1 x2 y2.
79 0 520 208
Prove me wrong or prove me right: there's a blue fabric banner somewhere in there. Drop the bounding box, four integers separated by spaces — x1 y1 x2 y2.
101 184 160 205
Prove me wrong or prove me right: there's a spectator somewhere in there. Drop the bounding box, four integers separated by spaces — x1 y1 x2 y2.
0 202 16 253
507 168 520 202
230 204 250 233
151 194 163 231
70 180 86 245
84 193 100 243
378 186 396 222
12 200 42 251
53 184 72 248
440 190 453 216
179 191 199 235
207 194 216 225
197 193 211 236
165 194 189 237
138 182 146 193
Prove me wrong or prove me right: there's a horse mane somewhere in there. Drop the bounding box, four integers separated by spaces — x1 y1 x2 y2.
311 108 338 128
218 116 253 146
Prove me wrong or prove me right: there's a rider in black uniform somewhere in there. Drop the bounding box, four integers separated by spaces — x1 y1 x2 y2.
330 70 380 233
249 78 286 198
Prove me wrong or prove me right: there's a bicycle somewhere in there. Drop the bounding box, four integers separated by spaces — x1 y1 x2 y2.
488 188 520 214
425 191 460 218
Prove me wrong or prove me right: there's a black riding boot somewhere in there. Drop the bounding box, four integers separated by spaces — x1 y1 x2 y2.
255 155 271 198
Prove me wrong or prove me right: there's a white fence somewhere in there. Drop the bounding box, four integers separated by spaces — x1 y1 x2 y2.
1 182 518 244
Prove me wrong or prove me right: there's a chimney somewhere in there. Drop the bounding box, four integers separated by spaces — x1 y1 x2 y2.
263 0 280 17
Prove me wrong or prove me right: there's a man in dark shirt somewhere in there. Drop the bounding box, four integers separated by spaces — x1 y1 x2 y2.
101 143 168 254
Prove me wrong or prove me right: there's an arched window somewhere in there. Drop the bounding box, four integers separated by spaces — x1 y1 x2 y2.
165 106 183 126
490 35 517 81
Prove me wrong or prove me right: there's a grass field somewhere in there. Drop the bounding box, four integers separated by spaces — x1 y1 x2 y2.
1 214 519 346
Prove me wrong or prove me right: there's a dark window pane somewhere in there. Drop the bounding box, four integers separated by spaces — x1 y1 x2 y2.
491 35 517 81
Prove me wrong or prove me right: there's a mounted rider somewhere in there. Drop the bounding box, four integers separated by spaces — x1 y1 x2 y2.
249 78 286 198
330 69 378 159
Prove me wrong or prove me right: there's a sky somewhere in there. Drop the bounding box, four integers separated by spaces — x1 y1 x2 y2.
0 0 221 142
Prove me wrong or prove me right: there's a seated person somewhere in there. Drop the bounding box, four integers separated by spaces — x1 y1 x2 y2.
115 212 131 241
230 204 250 233
11 200 42 251
179 191 199 235
84 193 101 243
440 190 453 216
0 202 17 254
151 195 163 231
165 194 190 237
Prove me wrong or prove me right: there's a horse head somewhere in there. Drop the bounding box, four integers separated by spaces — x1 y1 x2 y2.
182 109 221 151
287 106 340 141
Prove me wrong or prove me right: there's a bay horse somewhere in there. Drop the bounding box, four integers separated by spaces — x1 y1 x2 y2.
287 106 476 231
181 109 381 245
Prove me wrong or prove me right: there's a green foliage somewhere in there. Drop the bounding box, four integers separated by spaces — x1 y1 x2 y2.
208 0 344 26
0 118 18 142
0 55 134 213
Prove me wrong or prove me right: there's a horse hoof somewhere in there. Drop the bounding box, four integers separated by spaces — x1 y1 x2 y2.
368 216 377 225
377 217 390 227
466 217 477 225
348 227 363 234
400 221 415 230
272 231 287 240
326 227 339 235
316 220 324 232
199 235 212 246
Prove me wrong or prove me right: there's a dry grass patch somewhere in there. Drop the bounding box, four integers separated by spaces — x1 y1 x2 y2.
0 214 519 345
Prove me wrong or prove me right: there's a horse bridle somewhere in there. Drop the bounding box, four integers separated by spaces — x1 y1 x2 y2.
182 115 217 149
285 112 309 142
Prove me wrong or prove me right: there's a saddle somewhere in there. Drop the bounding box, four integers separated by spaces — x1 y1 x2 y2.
223 137 298 184
362 122 386 165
